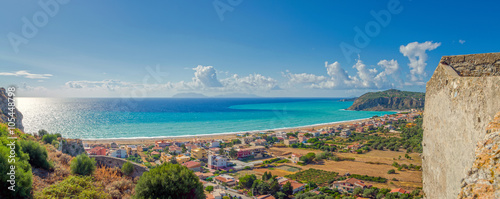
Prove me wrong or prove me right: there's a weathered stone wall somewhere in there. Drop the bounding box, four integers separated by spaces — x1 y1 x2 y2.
423 53 500 199
90 155 149 178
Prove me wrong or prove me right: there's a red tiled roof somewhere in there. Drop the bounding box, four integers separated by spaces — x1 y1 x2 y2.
214 176 234 183
182 161 201 168
390 188 409 194
256 195 276 199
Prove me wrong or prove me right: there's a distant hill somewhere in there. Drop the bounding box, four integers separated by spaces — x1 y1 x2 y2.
213 93 261 98
339 97 357 102
347 89 425 111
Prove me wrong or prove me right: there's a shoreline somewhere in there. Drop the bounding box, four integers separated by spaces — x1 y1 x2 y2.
82 111 400 145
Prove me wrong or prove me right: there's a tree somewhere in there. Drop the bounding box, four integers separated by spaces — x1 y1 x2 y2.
134 163 205 199
282 181 293 196
20 140 53 170
219 147 225 155
205 185 214 193
353 187 363 196
121 161 134 176
170 156 178 164
70 154 96 176
38 129 48 137
239 174 257 189
275 191 287 199
387 169 396 174
42 134 58 144
256 181 270 195
270 179 281 194
363 188 377 198
299 152 316 164
229 148 237 159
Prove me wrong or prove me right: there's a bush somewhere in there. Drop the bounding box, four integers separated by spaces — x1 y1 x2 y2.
20 140 53 170
387 169 396 174
0 135 33 198
42 134 58 144
205 185 214 193
134 163 205 199
36 175 109 198
51 140 59 148
122 161 134 176
70 154 96 176
38 129 48 137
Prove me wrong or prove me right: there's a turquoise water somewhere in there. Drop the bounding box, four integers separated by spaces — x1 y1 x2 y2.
15 98 395 139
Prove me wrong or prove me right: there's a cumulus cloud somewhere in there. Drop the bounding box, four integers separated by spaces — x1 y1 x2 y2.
0 70 53 79
459 40 466 44
221 73 280 92
282 70 326 84
374 59 400 86
192 65 222 87
399 41 441 82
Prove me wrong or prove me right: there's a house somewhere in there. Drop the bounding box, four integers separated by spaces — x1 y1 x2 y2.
155 140 171 148
110 148 127 158
237 149 252 159
208 154 228 169
390 188 410 194
298 136 308 143
339 129 352 138
182 161 201 172
169 145 182 154
214 175 236 186
88 146 106 156
251 139 267 146
126 145 138 156
355 127 365 133
176 154 191 164
191 148 207 160
152 146 163 152
291 153 302 163
312 131 320 137
210 141 220 148
279 180 305 194
160 153 172 162
331 178 372 193
110 142 118 149
194 172 213 180
239 137 253 144
256 195 276 199
212 189 228 199
284 138 298 146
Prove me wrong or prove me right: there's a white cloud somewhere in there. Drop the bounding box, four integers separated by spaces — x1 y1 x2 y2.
399 41 441 82
374 59 400 87
192 65 222 87
282 70 326 84
0 70 53 79
221 73 280 92
459 40 466 44
65 80 134 91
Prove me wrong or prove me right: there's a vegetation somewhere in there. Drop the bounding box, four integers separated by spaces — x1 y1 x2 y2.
285 168 338 185
121 161 134 176
134 163 205 199
35 176 109 199
42 133 58 144
348 174 387 183
0 125 33 198
388 169 396 174
239 174 257 189
20 139 53 170
299 152 316 164
70 154 97 176
205 185 214 193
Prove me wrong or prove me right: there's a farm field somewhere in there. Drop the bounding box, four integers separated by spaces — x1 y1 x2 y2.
268 147 422 191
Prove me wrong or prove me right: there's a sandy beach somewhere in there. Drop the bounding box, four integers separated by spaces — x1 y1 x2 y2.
82 117 378 145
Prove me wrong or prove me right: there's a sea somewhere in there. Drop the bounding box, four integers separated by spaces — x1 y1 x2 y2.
15 98 396 139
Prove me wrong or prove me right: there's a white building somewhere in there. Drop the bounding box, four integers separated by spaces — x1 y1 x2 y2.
110 148 128 158
208 154 228 169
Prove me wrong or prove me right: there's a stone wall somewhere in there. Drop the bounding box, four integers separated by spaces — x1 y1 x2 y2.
423 53 500 198
90 155 149 178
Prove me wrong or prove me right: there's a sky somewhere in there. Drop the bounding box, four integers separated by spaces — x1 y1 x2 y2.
0 0 498 98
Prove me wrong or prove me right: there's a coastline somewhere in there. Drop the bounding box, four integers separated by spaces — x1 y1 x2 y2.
82 112 396 145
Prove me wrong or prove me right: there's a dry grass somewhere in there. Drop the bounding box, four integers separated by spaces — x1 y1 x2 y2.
267 147 422 191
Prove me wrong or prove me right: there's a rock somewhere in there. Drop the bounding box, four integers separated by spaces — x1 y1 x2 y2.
346 89 425 111
0 87 24 131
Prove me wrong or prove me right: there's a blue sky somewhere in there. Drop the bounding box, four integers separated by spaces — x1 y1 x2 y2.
0 0 498 97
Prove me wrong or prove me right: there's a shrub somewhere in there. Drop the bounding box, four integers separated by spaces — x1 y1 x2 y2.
134 163 205 199
42 134 58 144
122 161 134 176
387 169 396 174
205 185 214 193
0 135 33 198
20 140 53 170
38 129 48 137
70 154 96 176
36 175 108 198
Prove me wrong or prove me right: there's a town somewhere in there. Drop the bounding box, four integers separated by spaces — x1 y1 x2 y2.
82 110 423 199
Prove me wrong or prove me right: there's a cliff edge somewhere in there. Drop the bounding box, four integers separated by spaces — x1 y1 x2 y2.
423 52 500 199
0 87 24 131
